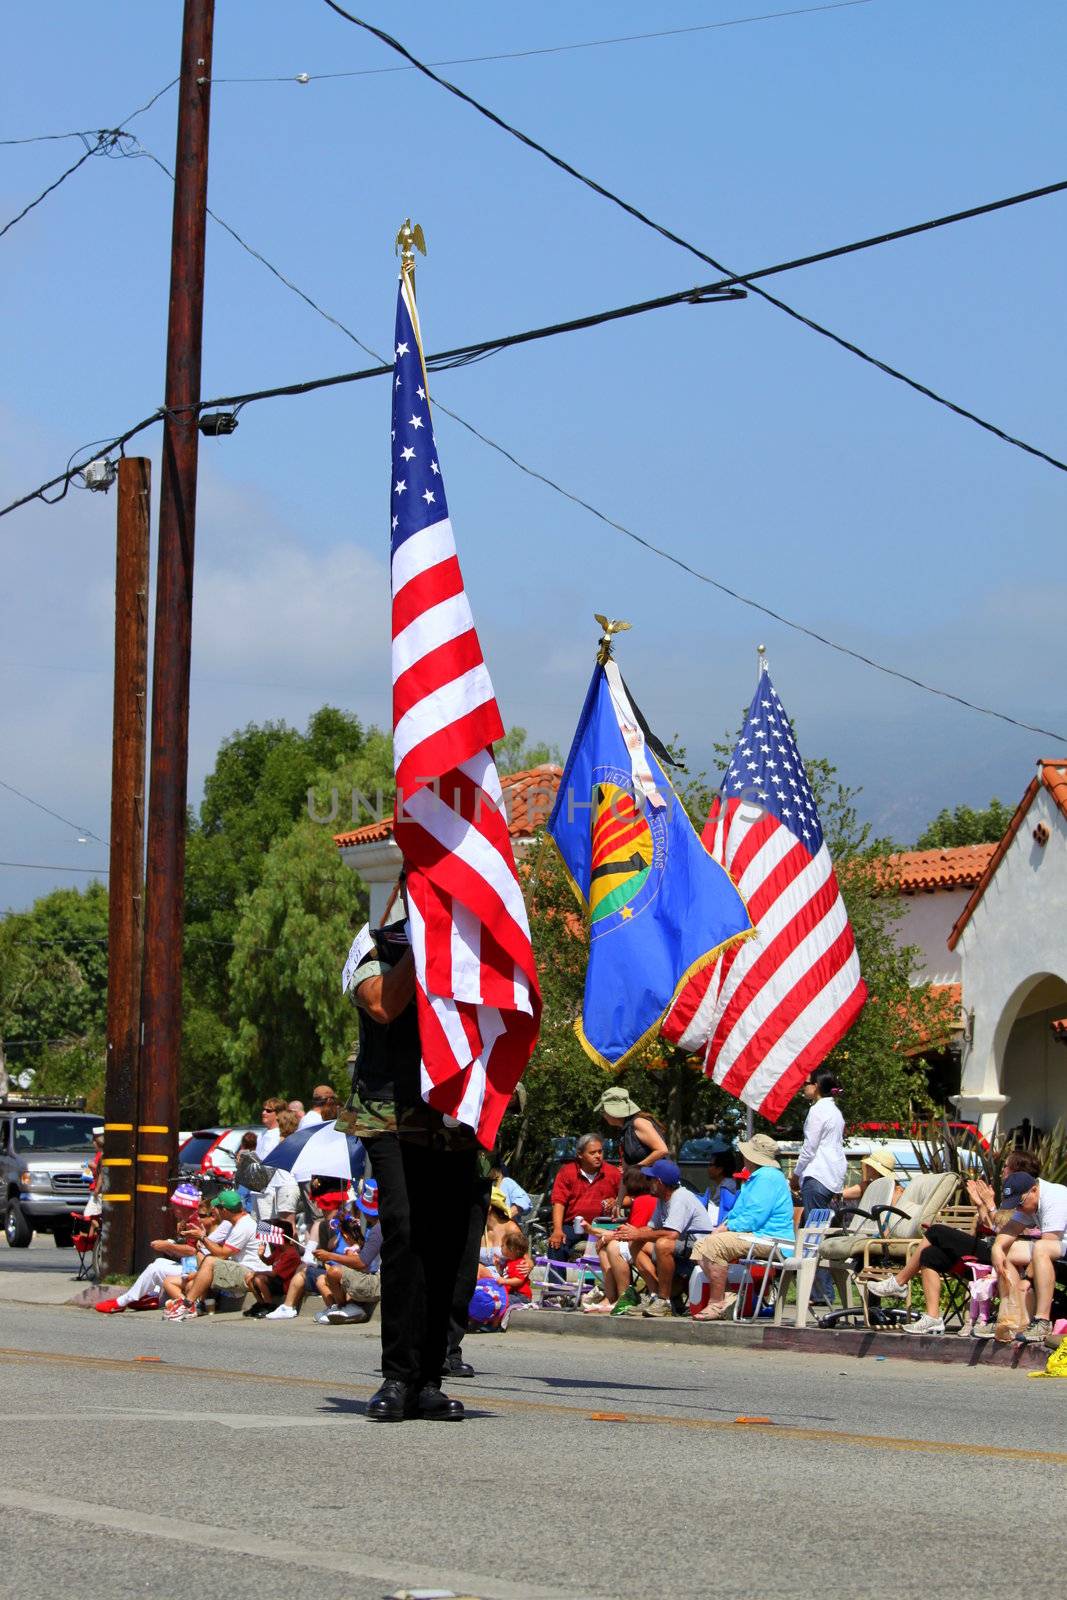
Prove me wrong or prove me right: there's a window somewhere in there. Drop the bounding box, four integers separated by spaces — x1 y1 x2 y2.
12 1116 98 1155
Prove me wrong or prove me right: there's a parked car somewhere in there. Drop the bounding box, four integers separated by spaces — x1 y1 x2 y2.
0 1099 97 1248
177 1126 260 1182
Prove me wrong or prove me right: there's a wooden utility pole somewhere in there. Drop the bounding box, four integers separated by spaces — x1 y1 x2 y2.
99 458 151 1278
136 0 214 1258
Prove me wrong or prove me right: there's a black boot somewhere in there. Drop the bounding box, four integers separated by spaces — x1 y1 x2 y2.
443 1353 475 1378
414 1382 465 1421
367 1379 413 1422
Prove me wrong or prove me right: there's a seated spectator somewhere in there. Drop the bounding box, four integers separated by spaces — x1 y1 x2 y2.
612 1158 714 1319
489 1165 532 1221
254 1108 302 1223
489 1224 533 1307
549 1134 621 1255
992 1163 1067 1344
840 1148 904 1207
868 1151 1041 1336
701 1137 743 1220
688 1134 795 1320
245 1219 303 1317
280 1190 359 1323
584 1166 657 1315
95 1184 209 1314
160 1188 262 1321
324 1180 383 1324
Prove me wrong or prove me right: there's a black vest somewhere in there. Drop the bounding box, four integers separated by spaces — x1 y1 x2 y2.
351 926 422 1106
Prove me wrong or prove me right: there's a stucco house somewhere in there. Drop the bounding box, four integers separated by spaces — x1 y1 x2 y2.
885 760 1067 1137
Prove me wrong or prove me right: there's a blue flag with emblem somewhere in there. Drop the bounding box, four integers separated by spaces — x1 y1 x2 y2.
547 653 753 1068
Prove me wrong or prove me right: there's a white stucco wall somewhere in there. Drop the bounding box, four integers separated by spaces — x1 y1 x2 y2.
955 782 1067 1134
891 891 967 985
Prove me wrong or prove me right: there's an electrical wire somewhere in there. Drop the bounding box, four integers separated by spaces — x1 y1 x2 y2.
210 1 875 83
0 778 105 846
320 3 1067 474
0 134 113 242
0 78 178 148
0 861 109 874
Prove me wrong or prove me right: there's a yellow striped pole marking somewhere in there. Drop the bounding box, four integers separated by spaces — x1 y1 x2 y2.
102 1195 131 1203
136 1183 169 1195
104 1123 133 1132
138 1125 169 1134
136 1154 168 1163
102 1158 132 1167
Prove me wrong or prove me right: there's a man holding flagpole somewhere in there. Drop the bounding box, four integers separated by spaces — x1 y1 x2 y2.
338 225 540 1422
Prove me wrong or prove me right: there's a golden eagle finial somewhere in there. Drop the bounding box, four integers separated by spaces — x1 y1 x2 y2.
395 219 427 264
595 614 632 665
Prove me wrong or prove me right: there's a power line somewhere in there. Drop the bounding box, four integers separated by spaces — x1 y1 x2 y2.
0 861 109 875
210 1 875 84
0 777 106 846
0 134 114 242
320 3 1067 475
0 78 178 148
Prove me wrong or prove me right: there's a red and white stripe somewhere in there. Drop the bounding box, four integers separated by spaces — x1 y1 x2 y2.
391 280 540 1149
662 795 866 1121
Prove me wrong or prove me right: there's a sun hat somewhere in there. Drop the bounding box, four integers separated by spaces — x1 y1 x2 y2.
316 1190 349 1211
215 1188 243 1210
861 1149 897 1181
354 1178 379 1217
595 1086 642 1119
645 1158 682 1188
170 1183 201 1211
737 1133 780 1169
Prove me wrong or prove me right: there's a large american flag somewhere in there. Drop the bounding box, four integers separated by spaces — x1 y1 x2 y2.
388 268 540 1148
662 667 865 1120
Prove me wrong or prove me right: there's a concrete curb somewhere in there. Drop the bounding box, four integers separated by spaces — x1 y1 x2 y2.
506 1307 1048 1369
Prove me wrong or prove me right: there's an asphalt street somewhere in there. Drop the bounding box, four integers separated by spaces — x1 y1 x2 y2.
1 1239 1065 1600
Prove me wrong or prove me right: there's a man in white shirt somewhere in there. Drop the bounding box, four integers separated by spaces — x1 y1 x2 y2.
614 1159 713 1319
298 1085 339 1130
992 1168 1067 1343
161 1190 261 1321
255 1097 287 1161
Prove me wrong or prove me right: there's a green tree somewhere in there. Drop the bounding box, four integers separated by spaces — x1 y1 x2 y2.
218 820 366 1120
915 799 1014 849
492 726 561 776
0 883 109 1106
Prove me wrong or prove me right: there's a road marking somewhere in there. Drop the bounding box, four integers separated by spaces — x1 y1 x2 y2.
0 1487 596 1600
1 1345 1065 1465
0 1409 362 1429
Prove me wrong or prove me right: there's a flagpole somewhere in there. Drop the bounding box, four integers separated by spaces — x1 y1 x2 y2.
757 642 768 676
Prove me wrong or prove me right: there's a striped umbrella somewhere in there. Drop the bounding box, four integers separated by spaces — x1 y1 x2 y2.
265 1120 366 1184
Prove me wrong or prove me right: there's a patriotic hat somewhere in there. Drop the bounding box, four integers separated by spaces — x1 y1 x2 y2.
468 1280 507 1324
354 1179 378 1217
316 1190 348 1211
170 1184 201 1210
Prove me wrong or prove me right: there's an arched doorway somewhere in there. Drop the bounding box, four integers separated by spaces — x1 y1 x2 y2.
995 973 1067 1139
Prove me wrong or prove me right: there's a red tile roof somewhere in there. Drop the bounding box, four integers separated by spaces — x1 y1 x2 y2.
887 845 995 894
948 759 1067 949
334 764 563 850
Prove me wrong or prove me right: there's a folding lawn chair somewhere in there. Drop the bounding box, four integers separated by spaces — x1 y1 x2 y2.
771 1209 834 1329
70 1214 100 1282
530 1256 600 1312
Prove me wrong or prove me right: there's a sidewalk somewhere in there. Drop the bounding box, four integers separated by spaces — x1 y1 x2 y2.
501 1304 1050 1370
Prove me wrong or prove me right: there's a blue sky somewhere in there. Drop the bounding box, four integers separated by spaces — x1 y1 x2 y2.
1 0 1065 909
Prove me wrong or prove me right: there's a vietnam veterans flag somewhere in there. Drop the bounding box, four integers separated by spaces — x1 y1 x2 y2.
389 262 540 1149
548 656 752 1068
662 665 867 1120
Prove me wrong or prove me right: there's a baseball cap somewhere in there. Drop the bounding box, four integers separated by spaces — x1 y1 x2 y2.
645 1158 681 1187
1002 1170 1038 1206
215 1188 242 1210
